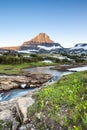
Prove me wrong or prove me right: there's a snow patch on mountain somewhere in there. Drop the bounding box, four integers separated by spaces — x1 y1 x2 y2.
38 45 61 50
18 49 39 54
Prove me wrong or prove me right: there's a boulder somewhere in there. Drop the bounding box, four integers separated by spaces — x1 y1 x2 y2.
16 97 34 122
0 109 13 121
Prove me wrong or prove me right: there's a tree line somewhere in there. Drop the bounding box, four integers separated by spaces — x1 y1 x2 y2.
0 54 42 64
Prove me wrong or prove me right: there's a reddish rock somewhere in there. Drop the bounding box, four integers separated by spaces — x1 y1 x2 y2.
1 46 21 51
23 33 54 45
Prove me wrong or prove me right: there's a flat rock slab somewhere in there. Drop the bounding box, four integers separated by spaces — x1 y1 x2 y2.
0 73 52 91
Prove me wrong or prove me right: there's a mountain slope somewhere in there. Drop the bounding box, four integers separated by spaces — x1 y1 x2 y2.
19 33 64 54
71 43 87 50
69 43 87 54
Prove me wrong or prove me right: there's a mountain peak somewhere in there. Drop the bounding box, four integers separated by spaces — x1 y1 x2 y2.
23 33 54 45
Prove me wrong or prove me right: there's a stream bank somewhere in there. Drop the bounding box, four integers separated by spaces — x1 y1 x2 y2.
0 65 87 130
0 65 87 102
0 73 52 102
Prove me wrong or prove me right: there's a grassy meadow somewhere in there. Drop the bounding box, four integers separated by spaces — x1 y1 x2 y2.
28 70 87 130
0 61 56 74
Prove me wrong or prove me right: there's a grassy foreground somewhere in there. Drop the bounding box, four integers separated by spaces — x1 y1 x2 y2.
28 71 87 130
0 61 56 74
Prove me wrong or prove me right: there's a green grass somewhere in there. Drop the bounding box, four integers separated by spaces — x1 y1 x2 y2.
0 61 56 74
28 70 87 130
0 120 12 130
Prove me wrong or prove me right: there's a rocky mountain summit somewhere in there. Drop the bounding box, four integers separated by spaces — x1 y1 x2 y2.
23 33 54 45
18 33 64 54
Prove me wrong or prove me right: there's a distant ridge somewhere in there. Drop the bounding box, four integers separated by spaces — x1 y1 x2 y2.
1 46 20 51
23 33 54 45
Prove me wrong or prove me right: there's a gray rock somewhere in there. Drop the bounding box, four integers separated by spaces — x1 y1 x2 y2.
16 97 34 122
35 112 41 120
0 109 13 121
12 120 19 130
19 125 26 130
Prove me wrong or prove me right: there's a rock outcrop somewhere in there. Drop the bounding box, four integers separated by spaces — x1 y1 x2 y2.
0 95 34 129
0 73 52 91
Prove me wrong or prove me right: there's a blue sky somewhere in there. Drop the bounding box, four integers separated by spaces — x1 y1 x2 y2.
0 0 87 47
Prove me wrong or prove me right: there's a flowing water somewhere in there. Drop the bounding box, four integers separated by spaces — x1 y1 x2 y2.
0 66 87 102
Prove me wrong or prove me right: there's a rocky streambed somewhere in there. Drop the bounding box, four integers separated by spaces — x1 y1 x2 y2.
0 72 52 102
0 73 52 91
0 65 87 130
0 71 52 129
